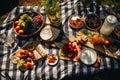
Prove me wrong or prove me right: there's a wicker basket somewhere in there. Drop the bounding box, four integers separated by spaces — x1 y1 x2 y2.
13 11 44 37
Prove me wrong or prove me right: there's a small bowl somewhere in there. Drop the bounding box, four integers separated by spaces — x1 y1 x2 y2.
85 14 102 31
47 54 58 66
80 48 97 65
13 11 44 37
68 14 84 29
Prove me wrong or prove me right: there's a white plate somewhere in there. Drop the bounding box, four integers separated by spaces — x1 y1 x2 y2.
80 48 97 65
47 54 58 66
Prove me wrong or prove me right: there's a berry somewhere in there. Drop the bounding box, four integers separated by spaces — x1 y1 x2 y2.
104 40 110 45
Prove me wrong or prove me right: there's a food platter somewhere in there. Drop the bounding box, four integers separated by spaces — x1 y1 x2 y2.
13 11 44 37
9 41 48 71
58 41 82 62
62 11 120 61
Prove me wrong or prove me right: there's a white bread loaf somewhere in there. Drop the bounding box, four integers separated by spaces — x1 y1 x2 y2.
40 25 53 41
40 24 60 41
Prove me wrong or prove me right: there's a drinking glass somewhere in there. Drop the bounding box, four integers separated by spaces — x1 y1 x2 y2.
45 0 61 27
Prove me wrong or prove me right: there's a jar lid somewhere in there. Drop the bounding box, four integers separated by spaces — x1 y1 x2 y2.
107 15 118 24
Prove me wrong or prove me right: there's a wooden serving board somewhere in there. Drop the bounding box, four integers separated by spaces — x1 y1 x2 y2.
68 29 120 60
9 41 48 71
58 49 81 62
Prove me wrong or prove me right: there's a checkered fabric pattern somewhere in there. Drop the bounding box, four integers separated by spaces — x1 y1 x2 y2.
0 0 120 80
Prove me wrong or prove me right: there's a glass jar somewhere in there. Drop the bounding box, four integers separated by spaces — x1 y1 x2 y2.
100 15 118 36
45 0 61 27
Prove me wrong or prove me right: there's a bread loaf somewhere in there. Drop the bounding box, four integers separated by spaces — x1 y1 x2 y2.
40 24 60 41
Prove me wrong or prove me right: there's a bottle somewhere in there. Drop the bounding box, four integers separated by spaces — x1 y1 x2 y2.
45 0 61 27
100 15 118 36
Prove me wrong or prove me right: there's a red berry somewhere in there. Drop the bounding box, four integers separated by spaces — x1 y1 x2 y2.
68 45 72 49
33 58 37 63
24 50 29 55
19 54 24 59
104 40 110 45
73 49 78 53
68 42 72 46
67 53 73 58
29 53 35 59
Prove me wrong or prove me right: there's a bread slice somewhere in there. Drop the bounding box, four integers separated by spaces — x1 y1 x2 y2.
33 50 42 60
36 44 48 57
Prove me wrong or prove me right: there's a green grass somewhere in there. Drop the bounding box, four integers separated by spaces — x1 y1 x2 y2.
84 0 120 8
0 16 6 25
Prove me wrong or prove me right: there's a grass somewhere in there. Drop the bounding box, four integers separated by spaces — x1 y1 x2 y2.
0 16 6 25
84 0 120 8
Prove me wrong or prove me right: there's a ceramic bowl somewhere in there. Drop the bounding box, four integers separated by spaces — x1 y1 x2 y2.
85 14 102 31
68 14 84 29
